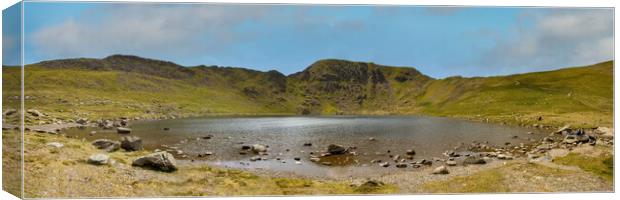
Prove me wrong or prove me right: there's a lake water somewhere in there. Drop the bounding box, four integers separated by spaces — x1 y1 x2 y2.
64 116 544 178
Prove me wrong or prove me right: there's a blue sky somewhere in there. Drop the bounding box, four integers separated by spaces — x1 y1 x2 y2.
3 2 614 78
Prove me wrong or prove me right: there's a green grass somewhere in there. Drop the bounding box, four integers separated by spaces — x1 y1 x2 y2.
416 61 613 127
421 167 509 193
553 152 614 182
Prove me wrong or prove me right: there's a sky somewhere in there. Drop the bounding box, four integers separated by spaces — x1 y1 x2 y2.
2 2 614 78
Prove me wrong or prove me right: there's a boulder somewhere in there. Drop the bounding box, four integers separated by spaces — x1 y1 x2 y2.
432 166 449 174
379 162 390 167
463 156 486 165
120 136 143 151
405 149 416 155
132 152 177 172
446 160 457 166
87 153 110 165
117 127 132 134
327 144 347 155
91 139 120 152
395 163 407 168
251 144 268 153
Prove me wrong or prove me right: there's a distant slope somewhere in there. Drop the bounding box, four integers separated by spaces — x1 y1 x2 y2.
2 55 613 127
416 61 613 127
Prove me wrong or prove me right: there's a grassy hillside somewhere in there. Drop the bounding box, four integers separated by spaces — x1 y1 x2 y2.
416 61 613 127
2 55 613 127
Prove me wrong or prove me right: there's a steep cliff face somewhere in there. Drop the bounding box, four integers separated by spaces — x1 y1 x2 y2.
289 59 433 114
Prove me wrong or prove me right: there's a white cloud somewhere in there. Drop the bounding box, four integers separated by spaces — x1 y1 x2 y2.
482 9 613 72
31 4 272 60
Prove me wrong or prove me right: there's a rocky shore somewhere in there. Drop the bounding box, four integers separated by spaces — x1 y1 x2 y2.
3 108 614 195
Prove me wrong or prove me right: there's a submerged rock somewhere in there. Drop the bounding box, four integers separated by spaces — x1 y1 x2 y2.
132 152 177 172
117 127 132 134
327 144 347 155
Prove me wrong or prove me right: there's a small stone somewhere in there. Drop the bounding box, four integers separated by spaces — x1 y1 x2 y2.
446 160 457 166
432 166 449 174
379 162 390 167
87 153 110 165
46 142 64 148
116 127 132 134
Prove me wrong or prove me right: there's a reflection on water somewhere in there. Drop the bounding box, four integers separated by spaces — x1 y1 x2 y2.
64 116 544 178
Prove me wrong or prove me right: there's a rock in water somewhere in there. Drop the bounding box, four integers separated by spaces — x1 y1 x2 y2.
432 166 449 174
327 144 347 155
251 144 268 153
117 127 132 134
87 154 110 165
91 139 121 152
121 136 143 151
132 152 177 172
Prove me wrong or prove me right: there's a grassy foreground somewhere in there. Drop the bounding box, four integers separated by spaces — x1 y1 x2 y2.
420 147 614 193
2 130 396 198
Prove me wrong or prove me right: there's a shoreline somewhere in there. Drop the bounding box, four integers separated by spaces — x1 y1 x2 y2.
4 111 613 196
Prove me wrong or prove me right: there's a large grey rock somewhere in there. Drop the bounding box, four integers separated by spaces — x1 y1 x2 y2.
132 152 177 172
327 144 347 155
87 153 110 165
121 136 143 151
92 139 121 152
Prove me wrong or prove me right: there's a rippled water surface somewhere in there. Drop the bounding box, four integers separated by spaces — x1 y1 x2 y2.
64 116 544 178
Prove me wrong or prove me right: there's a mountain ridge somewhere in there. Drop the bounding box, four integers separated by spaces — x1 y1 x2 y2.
2 55 613 127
